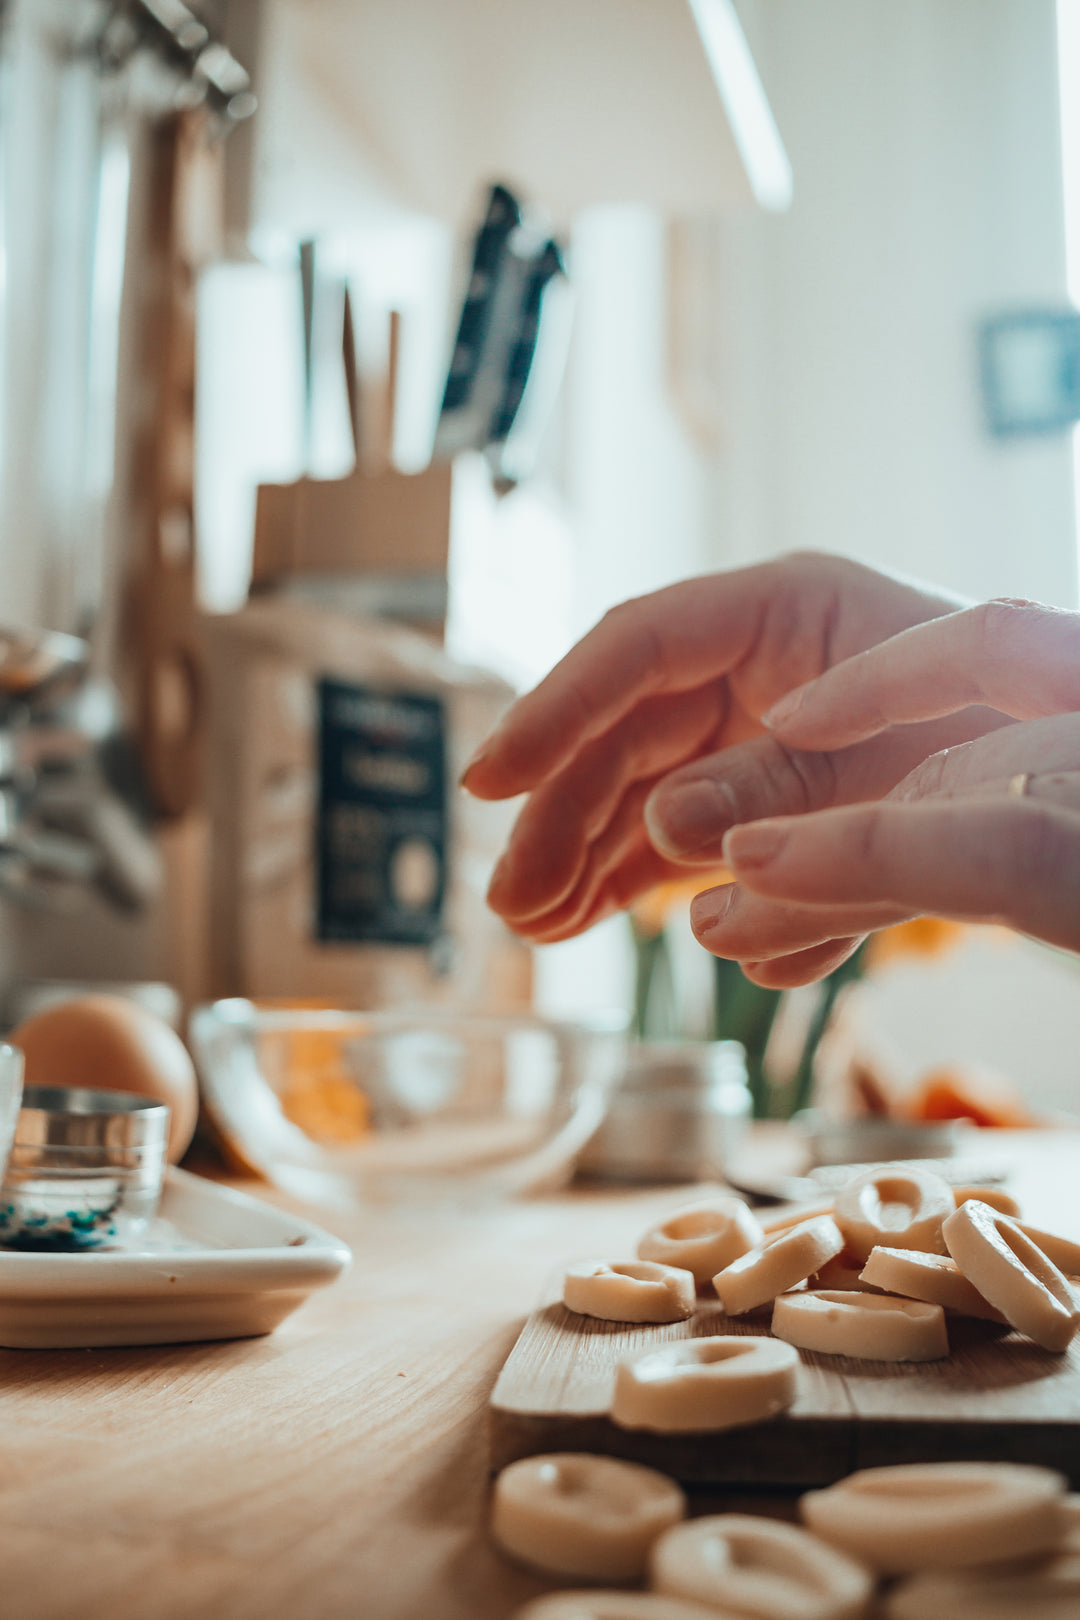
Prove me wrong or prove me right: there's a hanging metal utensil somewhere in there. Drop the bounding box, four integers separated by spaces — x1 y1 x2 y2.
0 628 162 914
432 184 523 460
433 183 571 489
0 630 89 713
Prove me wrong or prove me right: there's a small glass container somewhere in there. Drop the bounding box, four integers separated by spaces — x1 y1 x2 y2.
792 1109 961 1169
190 1000 625 1206
0 1085 169 1250
0 1043 23 1176
577 1039 752 1184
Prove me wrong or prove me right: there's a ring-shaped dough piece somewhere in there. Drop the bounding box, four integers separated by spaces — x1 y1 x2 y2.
610 1335 798 1434
637 1200 764 1286
513 1594 738 1620
650 1513 874 1620
858 1246 1006 1322
953 1184 1021 1219
942 1201 1080 1352
834 1165 953 1263
801 1461 1068 1574
884 1555 1080 1620
563 1260 696 1323
772 1289 948 1362
491 1453 687 1580
712 1216 844 1315
1016 1220 1080 1277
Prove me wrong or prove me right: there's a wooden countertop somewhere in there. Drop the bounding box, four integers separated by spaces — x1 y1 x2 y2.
0 1126 1076 1620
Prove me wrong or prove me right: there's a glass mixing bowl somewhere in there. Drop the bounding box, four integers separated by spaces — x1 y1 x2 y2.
190 1001 625 1206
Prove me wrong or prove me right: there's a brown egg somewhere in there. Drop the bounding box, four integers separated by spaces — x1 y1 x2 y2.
10 994 199 1162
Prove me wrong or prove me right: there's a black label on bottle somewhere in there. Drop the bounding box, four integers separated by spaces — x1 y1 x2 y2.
316 679 447 946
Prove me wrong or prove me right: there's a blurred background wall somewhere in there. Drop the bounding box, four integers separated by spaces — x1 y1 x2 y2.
710 0 1076 607
6 2 1075 648
190 1 1078 665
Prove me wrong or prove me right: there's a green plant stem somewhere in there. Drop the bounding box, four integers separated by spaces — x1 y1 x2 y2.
631 927 677 1039
711 956 783 1118
712 941 869 1120
781 941 869 1119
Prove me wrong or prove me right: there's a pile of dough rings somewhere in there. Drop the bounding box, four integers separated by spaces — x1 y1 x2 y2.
488 1167 1080 1616
558 1168 1080 1443
493 1455 1080 1619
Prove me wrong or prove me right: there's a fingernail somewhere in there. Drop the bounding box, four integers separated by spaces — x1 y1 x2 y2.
645 779 732 858
761 683 810 731
486 853 510 906
690 882 736 934
723 821 789 871
460 742 491 789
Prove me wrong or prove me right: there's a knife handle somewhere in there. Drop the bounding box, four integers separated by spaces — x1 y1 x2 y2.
439 183 522 417
488 238 565 447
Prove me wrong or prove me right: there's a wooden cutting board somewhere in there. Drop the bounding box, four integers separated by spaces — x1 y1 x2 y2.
489 1279 1080 1488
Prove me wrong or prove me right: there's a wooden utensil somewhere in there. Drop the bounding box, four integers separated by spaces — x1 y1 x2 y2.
250 301 453 592
126 109 214 819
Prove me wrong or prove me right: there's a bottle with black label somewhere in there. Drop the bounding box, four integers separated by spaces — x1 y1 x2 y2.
316 680 446 948
203 598 531 1013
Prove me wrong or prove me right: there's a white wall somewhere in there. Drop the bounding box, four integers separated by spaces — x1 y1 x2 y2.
564 206 714 635
712 0 1077 607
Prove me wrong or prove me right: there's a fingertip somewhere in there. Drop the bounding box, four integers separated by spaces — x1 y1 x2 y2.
739 957 817 988
459 708 536 798
459 762 491 798
644 777 732 860
459 749 508 799
760 681 811 732
642 783 682 859
689 881 738 939
484 853 511 912
484 833 590 928
740 937 863 988
722 819 790 874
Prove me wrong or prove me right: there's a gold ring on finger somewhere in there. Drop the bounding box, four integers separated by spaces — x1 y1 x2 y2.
1007 772 1032 798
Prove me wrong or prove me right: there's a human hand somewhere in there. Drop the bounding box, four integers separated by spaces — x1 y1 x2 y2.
462 552 997 946
707 600 1080 979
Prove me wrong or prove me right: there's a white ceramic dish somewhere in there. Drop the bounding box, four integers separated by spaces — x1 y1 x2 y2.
0 1167 351 1349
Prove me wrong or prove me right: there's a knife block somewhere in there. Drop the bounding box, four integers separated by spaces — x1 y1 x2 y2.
250 307 455 609
250 460 453 588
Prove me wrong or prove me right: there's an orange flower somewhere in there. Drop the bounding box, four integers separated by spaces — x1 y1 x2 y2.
274 1027 371 1143
864 917 968 971
253 1003 372 1144
905 1064 1037 1128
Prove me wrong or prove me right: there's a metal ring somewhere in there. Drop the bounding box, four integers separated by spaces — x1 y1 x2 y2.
1008 772 1032 798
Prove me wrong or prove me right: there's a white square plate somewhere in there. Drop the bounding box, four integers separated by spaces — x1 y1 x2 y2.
0 1167 352 1348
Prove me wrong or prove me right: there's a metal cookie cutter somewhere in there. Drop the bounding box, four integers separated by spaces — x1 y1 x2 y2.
0 1086 169 1251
